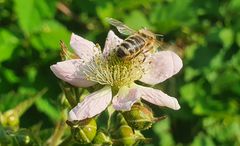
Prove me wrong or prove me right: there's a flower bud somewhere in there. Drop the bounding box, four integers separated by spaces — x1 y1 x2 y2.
92 131 112 145
0 110 19 130
112 124 136 146
67 118 97 144
122 104 153 130
112 124 149 146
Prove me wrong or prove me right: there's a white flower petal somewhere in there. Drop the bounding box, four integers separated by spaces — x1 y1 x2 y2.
50 59 96 87
70 33 99 62
138 85 180 110
112 85 141 111
103 30 123 57
140 51 183 85
68 86 112 121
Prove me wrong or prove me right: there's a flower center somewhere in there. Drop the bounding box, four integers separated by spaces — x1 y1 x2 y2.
83 54 146 89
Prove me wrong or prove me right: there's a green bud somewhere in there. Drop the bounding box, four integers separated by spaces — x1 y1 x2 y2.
112 124 136 146
122 104 153 130
1 110 19 129
92 131 112 145
67 118 97 144
112 124 149 146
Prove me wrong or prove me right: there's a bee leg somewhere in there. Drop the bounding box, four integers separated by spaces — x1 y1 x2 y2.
142 46 154 54
128 49 144 61
141 53 147 63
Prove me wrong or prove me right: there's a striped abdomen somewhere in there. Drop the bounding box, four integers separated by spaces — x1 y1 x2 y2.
116 35 148 59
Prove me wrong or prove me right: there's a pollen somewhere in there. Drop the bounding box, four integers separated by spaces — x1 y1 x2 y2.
83 54 145 89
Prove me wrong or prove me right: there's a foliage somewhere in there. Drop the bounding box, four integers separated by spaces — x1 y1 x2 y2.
0 0 239 145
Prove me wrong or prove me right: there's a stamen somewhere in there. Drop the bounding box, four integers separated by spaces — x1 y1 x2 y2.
83 54 145 89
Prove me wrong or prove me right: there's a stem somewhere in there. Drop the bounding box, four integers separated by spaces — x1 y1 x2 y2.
65 87 78 107
107 105 115 130
45 110 67 146
59 82 78 107
58 136 73 146
46 121 66 146
73 87 80 102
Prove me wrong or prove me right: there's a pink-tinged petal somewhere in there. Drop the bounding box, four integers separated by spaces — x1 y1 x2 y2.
138 85 180 110
70 33 99 62
103 30 123 57
112 85 141 111
68 86 112 121
140 51 183 85
50 59 96 87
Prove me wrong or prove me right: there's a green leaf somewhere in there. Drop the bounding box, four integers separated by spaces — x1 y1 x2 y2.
191 132 215 146
14 0 56 35
203 117 240 144
30 21 70 51
219 28 234 48
96 2 114 22
184 67 200 81
180 82 205 106
211 69 240 95
35 98 60 122
124 11 151 30
229 0 240 10
236 32 240 47
14 88 48 117
153 119 175 146
150 0 196 32
3 68 20 83
0 29 19 63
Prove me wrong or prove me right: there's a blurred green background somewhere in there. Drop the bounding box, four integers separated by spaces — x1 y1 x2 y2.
0 0 240 145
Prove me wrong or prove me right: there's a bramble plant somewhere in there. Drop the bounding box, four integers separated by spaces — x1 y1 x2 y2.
2 0 239 145
49 25 182 145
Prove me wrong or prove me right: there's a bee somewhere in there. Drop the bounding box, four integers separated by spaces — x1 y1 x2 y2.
107 18 163 60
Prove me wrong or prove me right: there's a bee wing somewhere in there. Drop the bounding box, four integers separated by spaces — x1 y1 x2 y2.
107 18 136 35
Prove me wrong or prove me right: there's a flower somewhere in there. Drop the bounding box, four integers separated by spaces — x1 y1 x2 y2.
50 31 183 121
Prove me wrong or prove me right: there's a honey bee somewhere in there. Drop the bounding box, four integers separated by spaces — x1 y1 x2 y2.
107 18 163 60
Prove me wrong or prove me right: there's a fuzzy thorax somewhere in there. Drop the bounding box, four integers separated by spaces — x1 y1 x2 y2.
83 54 145 89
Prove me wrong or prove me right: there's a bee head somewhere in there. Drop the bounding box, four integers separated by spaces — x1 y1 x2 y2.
139 29 157 40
